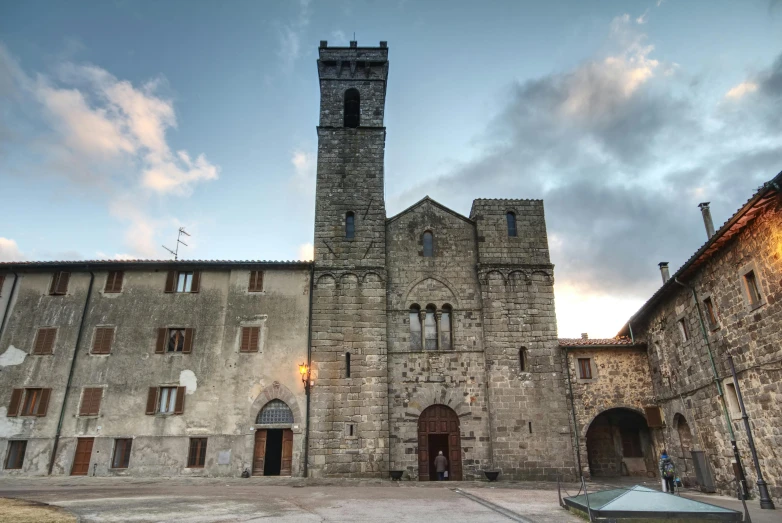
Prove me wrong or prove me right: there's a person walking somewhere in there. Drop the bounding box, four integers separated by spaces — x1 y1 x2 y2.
434 451 448 481
660 449 676 494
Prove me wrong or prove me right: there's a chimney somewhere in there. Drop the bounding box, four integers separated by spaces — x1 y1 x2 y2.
659 262 670 283
698 202 716 239
581 333 588 340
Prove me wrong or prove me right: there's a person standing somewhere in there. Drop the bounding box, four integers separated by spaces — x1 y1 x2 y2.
660 449 676 494
434 451 448 481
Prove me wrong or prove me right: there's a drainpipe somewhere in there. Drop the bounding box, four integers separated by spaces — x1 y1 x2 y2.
48 271 94 475
0 272 19 343
674 277 748 499
303 264 314 478
562 348 583 477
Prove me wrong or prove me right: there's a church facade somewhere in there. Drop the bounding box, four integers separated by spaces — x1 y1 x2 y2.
0 40 577 480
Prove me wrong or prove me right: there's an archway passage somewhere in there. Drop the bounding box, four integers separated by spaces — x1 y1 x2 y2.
675 413 694 484
418 404 462 481
586 408 653 478
253 400 294 476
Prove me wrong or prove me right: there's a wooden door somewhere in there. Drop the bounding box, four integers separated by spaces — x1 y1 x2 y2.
71 437 94 476
280 429 293 476
418 405 462 481
252 429 267 476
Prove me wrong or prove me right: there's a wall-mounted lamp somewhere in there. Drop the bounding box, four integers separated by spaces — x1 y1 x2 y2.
299 362 312 394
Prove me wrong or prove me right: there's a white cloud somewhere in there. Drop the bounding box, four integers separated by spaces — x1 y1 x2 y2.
725 81 758 100
297 243 314 261
276 0 312 72
0 238 24 262
290 149 316 195
636 10 649 24
331 30 347 45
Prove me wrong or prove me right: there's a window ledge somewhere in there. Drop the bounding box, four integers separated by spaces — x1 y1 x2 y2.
748 302 765 312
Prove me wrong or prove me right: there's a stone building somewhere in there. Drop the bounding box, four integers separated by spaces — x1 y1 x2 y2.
616 172 782 504
0 40 577 481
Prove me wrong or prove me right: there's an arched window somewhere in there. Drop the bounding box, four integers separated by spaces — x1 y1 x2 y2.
256 399 294 424
519 347 527 371
409 304 422 351
422 231 433 257
507 212 517 237
344 88 360 128
424 304 437 351
346 352 351 378
345 212 355 239
440 304 453 351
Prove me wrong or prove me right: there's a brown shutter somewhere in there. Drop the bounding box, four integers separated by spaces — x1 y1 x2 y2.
45 328 56 354
36 388 51 416
55 272 70 295
102 328 114 354
156 328 167 354
33 329 46 355
240 327 251 352
645 406 664 428
79 389 89 416
174 386 186 414
145 387 159 415
105 271 124 293
92 329 104 354
49 273 59 294
114 271 124 292
190 271 200 293
248 271 257 291
250 327 259 352
91 389 102 416
165 271 176 293
8 389 23 417
183 328 194 354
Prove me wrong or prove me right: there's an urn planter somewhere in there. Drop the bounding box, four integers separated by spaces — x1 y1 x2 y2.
484 471 500 482
390 470 404 481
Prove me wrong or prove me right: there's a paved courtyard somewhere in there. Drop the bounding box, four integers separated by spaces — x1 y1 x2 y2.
0 477 776 523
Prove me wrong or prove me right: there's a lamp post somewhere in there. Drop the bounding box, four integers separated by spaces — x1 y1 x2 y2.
727 354 775 510
299 362 312 395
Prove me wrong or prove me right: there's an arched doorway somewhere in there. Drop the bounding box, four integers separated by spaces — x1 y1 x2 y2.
674 413 694 483
418 405 462 481
253 399 294 476
586 408 653 477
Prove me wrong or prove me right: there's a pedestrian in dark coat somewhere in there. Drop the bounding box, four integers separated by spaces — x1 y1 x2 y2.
434 451 448 481
660 449 676 494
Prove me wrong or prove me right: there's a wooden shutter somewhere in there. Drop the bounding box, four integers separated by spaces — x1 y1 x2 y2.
0 274 5 296
93 327 114 355
79 389 90 416
190 271 201 293
164 271 176 293
174 386 186 414
36 388 51 416
105 271 124 293
249 271 264 292
51 271 70 295
182 328 194 354
33 328 56 355
8 389 23 417
155 328 167 354
645 406 664 428
49 273 59 294
80 388 102 416
248 271 257 291
145 387 159 415
240 327 259 353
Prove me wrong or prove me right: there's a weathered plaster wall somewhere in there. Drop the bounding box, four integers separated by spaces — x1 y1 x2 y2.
634 196 782 504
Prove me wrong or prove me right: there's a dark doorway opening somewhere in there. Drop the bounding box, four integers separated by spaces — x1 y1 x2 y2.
264 429 283 476
586 408 652 477
428 434 449 480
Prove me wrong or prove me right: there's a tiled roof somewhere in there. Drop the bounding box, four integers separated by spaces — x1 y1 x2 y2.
617 169 782 337
0 259 312 270
387 196 474 225
558 337 638 347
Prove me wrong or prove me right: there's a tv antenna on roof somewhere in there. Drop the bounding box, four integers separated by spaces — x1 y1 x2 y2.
163 227 190 260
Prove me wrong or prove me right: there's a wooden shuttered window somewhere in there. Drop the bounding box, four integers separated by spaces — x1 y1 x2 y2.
79 388 103 416
49 271 70 295
104 271 124 293
165 270 201 293
183 328 194 353
8 389 23 417
165 271 176 293
248 271 264 292
240 327 260 353
33 328 57 355
174 386 186 414
92 327 115 355
187 438 207 468
145 387 159 415
190 271 201 293
156 328 194 354
145 386 185 415
577 358 592 379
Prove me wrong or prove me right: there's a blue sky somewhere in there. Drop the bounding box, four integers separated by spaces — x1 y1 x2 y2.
1 0 781 336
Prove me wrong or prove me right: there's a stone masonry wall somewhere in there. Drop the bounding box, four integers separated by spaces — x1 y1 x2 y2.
634 195 782 504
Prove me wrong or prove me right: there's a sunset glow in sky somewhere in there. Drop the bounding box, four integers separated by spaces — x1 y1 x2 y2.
2 1 781 337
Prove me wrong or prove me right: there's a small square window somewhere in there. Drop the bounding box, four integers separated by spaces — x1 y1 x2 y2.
744 270 762 308
187 438 207 468
240 327 260 352
677 319 689 342
577 358 592 379
92 327 115 355
4 441 27 470
21 389 43 416
111 439 132 469
704 297 719 329
33 327 57 355
49 271 70 295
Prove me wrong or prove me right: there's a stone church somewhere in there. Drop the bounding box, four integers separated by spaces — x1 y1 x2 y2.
0 40 576 481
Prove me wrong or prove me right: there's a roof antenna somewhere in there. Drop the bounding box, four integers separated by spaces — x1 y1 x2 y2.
163 227 190 261
353 32 356 40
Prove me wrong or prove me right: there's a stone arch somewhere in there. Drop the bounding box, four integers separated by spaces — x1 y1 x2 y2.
362 271 384 283
417 404 463 481
251 381 303 426
402 275 460 309
339 272 359 286
582 405 647 437
673 412 694 467
584 407 654 478
508 270 528 288
483 270 506 285
315 274 336 288
530 270 553 283
403 388 471 420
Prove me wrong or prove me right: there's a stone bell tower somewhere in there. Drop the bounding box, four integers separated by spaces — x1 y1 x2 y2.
308 40 390 477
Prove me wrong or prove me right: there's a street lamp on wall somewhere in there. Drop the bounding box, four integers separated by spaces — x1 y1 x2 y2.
299 362 312 395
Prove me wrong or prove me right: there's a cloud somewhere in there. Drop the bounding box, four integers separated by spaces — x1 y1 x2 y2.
297 243 314 261
276 0 312 72
389 15 782 336
0 238 24 262
290 149 316 195
725 81 758 99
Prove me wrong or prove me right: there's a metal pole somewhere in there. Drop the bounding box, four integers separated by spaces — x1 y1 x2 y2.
727 354 776 509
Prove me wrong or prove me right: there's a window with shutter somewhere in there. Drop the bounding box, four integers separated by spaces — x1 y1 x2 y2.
8 389 23 417
111 439 132 469
79 388 102 417
182 328 194 354
240 327 260 352
33 327 57 355
249 271 264 292
174 386 186 414
4 441 27 470
578 358 593 380
145 387 159 415
0 274 5 296
157 386 182 414
176 272 194 292
20 388 50 416
92 327 115 355
36 389 51 416
187 438 207 468
167 329 186 352
104 271 124 293
165 271 176 293
190 271 201 293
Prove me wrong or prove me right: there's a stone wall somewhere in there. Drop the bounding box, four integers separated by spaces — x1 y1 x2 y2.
633 195 782 504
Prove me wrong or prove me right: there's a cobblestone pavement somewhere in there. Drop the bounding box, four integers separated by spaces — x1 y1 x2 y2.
0 477 582 522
